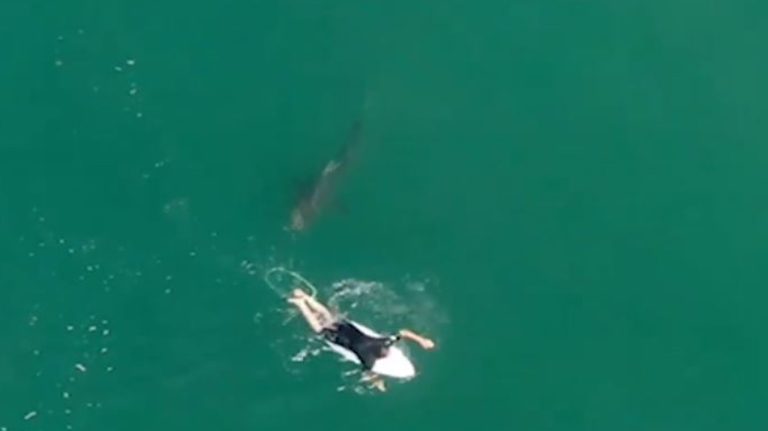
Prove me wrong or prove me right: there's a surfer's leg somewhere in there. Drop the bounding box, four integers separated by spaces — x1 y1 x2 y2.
293 289 335 326
288 297 324 333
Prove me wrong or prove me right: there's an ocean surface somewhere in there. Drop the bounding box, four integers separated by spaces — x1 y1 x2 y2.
1 1 767 429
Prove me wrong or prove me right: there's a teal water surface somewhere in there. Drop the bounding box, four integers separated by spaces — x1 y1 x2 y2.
1 1 767 430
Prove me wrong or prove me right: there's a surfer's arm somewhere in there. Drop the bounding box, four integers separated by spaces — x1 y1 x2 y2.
398 329 435 350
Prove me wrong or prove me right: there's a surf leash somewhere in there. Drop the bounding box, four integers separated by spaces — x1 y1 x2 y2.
264 266 319 298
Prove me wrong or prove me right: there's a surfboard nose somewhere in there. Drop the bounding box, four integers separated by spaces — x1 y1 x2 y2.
396 357 416 379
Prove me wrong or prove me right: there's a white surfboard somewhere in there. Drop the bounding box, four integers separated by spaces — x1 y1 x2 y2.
325 321 416 379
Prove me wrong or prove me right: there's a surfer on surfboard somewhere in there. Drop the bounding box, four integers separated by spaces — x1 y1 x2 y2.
288 288 435 391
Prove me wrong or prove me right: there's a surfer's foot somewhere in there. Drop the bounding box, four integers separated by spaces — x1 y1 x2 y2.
287 297 304 306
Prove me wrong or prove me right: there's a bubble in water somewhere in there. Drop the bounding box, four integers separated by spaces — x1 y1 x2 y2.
291 349 308 362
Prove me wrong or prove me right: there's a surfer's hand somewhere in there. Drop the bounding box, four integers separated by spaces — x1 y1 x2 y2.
421 339 436 350
371 378 386 392
399 329 436 350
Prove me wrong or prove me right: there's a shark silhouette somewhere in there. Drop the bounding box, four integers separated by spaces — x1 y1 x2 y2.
289 120 363 232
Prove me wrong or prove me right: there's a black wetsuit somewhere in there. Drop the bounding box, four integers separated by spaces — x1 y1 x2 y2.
322 320 399 370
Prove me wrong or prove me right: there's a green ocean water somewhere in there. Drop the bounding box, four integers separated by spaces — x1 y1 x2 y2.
2 0 767 429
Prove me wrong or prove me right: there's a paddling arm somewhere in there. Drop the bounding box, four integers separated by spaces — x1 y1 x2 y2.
398 329 435 350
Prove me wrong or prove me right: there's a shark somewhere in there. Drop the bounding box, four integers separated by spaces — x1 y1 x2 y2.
289 120 364 232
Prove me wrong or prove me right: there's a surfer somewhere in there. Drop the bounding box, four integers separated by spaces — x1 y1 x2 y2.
287 288 435 391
